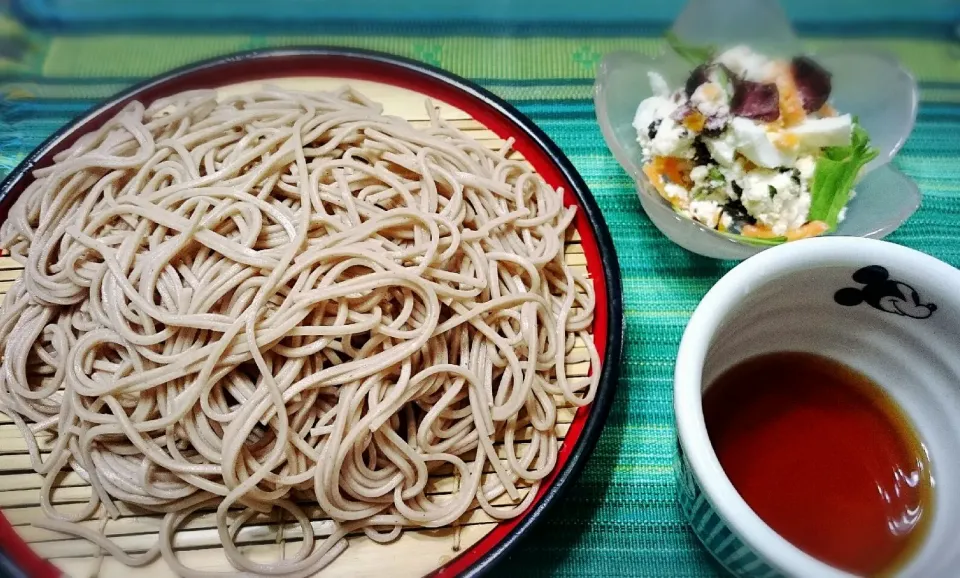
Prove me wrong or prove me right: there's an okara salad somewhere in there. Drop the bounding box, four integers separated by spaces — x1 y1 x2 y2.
634 43 878 243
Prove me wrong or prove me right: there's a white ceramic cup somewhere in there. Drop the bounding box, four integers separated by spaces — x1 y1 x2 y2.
674 237 960 577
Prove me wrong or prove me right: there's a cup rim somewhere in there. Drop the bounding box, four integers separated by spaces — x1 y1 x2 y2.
674 236 960 577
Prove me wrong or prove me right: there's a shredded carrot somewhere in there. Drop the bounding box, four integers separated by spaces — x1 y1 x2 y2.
682 111 706 133
774 62 806 128
644 159 693 208
742 224 779 239
643 162 669 199
786 221 829 241
655 156 693 188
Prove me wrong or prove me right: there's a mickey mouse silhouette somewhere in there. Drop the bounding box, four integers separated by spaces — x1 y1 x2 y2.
834 265 937 320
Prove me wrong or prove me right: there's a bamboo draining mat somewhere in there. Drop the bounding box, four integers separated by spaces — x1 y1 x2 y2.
0 77 596 578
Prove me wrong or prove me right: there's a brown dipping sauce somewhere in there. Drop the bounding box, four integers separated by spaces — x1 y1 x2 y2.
704 352 933 577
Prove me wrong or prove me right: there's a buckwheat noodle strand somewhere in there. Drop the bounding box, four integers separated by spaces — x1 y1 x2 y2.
0 86 599 576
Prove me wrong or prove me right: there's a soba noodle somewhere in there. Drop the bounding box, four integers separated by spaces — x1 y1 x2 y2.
0 86 599 576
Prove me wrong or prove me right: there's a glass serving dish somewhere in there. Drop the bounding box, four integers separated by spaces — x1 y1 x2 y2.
593 0 920 260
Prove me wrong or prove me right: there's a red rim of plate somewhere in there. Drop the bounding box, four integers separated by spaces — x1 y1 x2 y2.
0 47 624 578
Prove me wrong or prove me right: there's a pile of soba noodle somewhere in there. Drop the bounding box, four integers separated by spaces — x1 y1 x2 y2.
0 85 598 576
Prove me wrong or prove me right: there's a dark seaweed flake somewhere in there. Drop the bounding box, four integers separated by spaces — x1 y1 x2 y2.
692 140 712 166
722 198 756 232
647 119 662 140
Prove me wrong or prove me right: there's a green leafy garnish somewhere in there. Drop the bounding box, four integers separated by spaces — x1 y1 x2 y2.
807 122 879 231
665 31 715 66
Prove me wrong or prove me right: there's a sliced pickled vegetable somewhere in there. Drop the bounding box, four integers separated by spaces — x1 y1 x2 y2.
730 79 780 122
792 56 833 114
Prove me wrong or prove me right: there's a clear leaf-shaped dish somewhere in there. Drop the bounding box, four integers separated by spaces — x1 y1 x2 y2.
593 11 919 260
